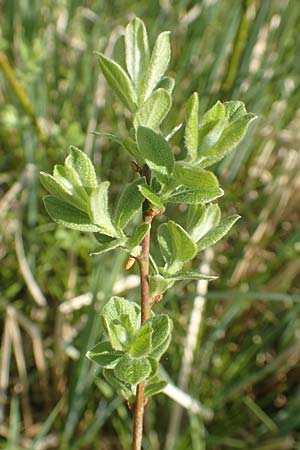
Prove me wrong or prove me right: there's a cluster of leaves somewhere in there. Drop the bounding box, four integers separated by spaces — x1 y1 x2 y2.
86 297 172 401
40 17 255 400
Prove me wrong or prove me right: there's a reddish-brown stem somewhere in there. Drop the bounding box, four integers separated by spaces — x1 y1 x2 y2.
132 212 153 450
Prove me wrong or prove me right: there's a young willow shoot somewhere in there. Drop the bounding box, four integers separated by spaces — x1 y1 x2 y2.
40 17 256 450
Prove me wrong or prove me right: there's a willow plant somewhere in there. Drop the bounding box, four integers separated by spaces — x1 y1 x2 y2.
40 17 256 450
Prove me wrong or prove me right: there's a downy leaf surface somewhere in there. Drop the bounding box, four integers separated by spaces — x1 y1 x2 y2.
167 186 223 205
97 52 137 112
197 214 241 251
128 223 151 249
115 178 145 230
125 17 150 97
185 92 199 160
133 88 171 130
189 204 221 242
129 323 153 357
114 354 151 385
88 182 118 237
145 376 168 398
141 31 171 101
86 341 123 369
43 196 99 232
173 163 219 189
137 126 174 182
90 237 127 256
138 185 165 210
65 146 97 193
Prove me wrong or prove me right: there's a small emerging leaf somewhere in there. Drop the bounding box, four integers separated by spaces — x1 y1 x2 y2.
97 52 137 112
129 323 153 357
43 196 99 232
114 354 151 385
145 376 168 398
156 76 175 95
163 271 217 281
103 369 136 401
224 101 247 121
150 274 174 298
128 223 151 249
139 185 165 210
149 315 172 352
197 214 241 251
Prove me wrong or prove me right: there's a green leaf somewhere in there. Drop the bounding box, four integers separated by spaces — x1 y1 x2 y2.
129 323 153 357
224 101 247 121
187 204 205 231
149 315 172 352
148 357 159 377
197 214 241 251
185 92 199 160
96 52 137 112
150 332 171 360
103 369 136 401
173 163 219 189
86 341 124 368
125 17 150 96
145 376 167 398
53 164 89 208
40 172 87 213
139 185 165 210
128 223 150 249
137 126 174 182
199 113 257 168
158 221 197 272
43 196 100 232
65 146 97 193
114 178 145 230
168 186 223 205
156 76 175 95
133 89 171 130
163 271 217 281
90 237 127 256
114 354 151 385
113 34 126 69
197 101 227 153
141 31 171 101
88 182 118 237
189 204 221 242
150 274 174 297
102 296 139 332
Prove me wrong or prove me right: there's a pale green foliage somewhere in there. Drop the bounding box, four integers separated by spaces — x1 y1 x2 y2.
40 16 255 401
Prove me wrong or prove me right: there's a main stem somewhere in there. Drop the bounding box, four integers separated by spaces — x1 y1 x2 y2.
132 211 153 450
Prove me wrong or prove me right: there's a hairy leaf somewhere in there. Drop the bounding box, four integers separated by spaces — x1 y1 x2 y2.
150 333 171 360
43 196 99 232
224 100 247 121
199 113 257 168
97 52 137 111
185 92 199 160
139 185 165 210
163 271 217 281
134 88 171 130
129 323 153 357
158 221 197 271
189 204 221 242
145 376 168 398
86 341 124 368
156 76 175 95
149 315 172 352
141 31 171 101
88 182 118 237
65 146 97 193
168 186 223 205
137 126 174 182
197 214 241 251
125 17 150 97
114 354 151 385
128 223 151 249
149 274 174 297
103 369 136 401
173 163 219 189
115 178 145 230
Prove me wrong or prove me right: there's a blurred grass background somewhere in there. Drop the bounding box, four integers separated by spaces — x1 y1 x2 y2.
0 0 300 449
